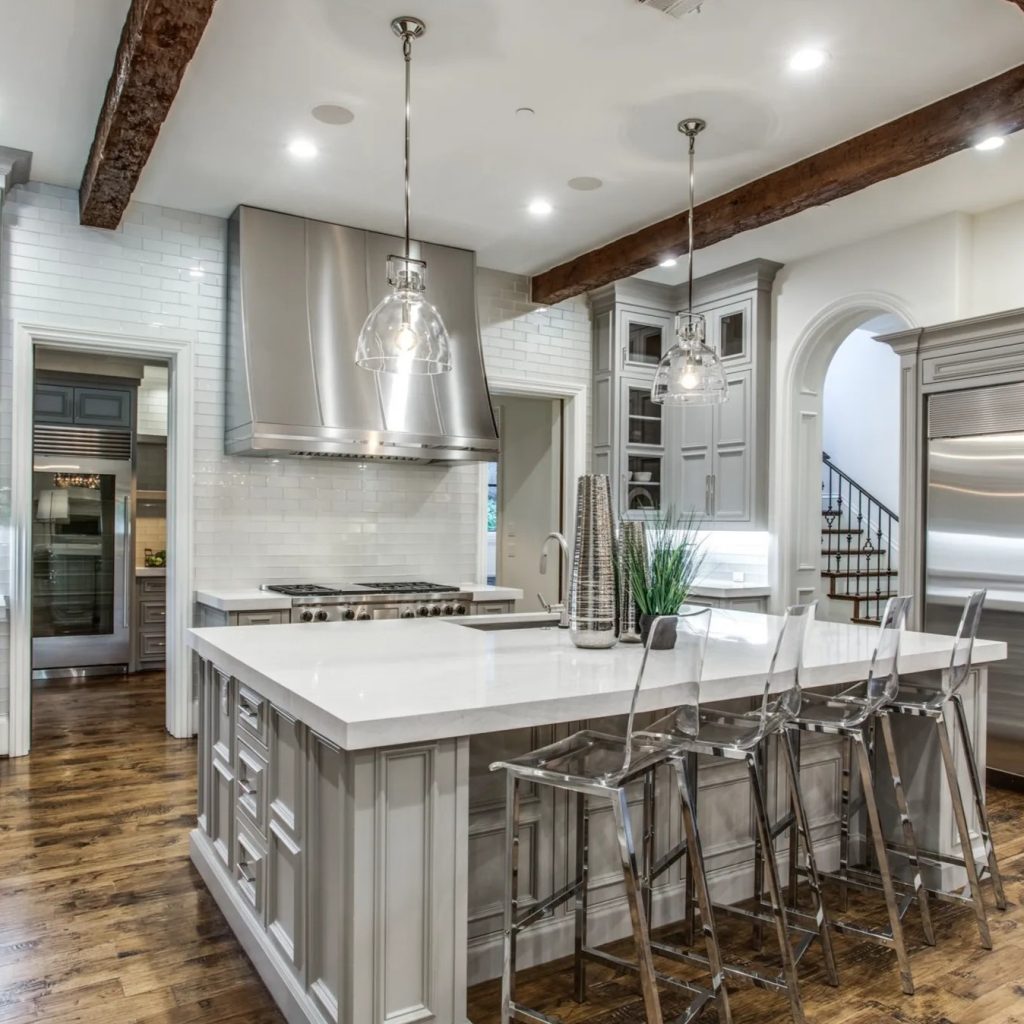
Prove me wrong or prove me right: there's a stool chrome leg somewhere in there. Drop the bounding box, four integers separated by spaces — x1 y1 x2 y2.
573 792 589 1003
788 730 801 912
611 787 664 1024
852 730 915 995
675 762 733 1024
502 774 521 1024
642 768 657 928
952 694 1008 911
878 711 935 946
780 731 840 987
935 706 993 949
682 751 698 947
751 743 767 952
746 752 806 1024
838 733 853 912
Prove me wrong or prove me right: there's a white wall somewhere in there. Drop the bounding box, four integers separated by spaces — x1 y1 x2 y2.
969 198 1024 317
821 328 901 512
137 364 169 435
0 183 591 733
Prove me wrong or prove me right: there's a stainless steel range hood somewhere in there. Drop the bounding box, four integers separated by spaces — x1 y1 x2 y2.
226 205 499 462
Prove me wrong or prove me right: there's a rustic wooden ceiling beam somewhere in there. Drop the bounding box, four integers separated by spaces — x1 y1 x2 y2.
531 62 1024 305
79 0 217 229
1007 0 1024 13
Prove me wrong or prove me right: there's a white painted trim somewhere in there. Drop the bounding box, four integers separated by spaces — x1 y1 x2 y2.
484 375 588 591
0 715 8 756
8 322 195 756
772 293 916 613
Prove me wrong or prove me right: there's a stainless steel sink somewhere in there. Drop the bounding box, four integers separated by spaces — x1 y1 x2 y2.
453 618 560 632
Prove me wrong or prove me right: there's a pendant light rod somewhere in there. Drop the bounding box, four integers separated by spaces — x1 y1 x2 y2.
392 16 425 263
677 117 705 314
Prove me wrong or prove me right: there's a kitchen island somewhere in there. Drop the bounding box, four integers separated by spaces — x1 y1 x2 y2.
187 610 1006 1024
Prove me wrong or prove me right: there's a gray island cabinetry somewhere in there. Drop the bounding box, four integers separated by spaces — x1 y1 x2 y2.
188 613 1005 1024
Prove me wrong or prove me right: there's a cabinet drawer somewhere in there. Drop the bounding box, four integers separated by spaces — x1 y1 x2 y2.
139 633 166 661
74 385 132 428
474 602 510 615
235 610 287 627
34 383 75 424
237 684 269 747
139 577 166 596
139 601 166 626
236 740 268 834
234 822 267 924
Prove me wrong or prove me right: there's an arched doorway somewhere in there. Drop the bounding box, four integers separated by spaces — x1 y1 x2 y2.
773 294 915 613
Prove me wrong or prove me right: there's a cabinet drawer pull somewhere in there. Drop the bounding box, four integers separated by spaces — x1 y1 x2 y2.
238 689 263 730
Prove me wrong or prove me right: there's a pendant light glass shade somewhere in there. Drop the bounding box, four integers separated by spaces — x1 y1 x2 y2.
651 118 727 406
356 17 453 376
652 313 728 406
356 257 452 374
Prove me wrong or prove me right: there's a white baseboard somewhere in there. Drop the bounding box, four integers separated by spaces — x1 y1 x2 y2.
0 714 8 756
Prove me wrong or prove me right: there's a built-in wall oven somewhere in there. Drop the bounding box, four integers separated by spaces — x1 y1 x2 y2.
32 450 132 675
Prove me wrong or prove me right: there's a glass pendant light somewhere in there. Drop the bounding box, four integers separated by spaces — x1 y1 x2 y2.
356 17 452 375
651 118 728 406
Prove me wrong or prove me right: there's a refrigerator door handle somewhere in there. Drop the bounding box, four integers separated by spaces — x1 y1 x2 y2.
123 495 132 629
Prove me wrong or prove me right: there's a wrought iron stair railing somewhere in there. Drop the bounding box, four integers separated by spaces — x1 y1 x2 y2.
821 452 899 625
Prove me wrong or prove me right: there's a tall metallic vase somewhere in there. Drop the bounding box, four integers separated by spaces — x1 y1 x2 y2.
568 475 618 649
618 520 647 643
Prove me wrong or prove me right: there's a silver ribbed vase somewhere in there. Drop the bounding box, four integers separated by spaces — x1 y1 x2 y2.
568 474 617 649
617 520 647 643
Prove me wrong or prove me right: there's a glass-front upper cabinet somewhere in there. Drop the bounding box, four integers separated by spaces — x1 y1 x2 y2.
620 379 665 517
700 297 752 362
620 309 672 370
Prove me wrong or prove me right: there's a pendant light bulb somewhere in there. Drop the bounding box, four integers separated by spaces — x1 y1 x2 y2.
651 118 728 406
356 17 453 376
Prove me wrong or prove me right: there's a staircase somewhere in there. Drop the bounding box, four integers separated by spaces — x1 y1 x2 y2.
821 453 899 625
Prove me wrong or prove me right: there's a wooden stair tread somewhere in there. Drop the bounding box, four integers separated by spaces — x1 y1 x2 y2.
829 593 897 603
852 616 883 625
821 528 864 535
821 548 887 556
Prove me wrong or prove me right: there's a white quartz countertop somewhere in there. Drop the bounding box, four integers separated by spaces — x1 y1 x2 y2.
194 582 523 612
187 608 1007 752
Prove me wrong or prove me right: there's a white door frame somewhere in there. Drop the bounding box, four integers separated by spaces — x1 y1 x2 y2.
771 293 914 612
478 375 588 586
8 322 194 756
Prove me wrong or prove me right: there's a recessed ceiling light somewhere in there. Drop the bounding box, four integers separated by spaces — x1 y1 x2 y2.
312 104 355 125
974 135 1005 152
788 48 828 72
568 176 603 191
287 138 318 160
659 258 678 268
528 198 553 217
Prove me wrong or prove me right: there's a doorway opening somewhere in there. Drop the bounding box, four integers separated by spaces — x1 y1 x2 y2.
775 300 912 615
819 323 902 623
489 395 565 612
30 351 171 707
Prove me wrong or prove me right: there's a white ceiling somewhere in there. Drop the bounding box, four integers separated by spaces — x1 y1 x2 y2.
1 0 1023 276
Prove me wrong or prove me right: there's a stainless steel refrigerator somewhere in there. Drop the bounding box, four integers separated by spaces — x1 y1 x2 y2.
926 382 1024 788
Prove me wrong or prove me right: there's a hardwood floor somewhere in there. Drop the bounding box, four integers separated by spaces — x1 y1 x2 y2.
0 672 284 1024
1 671 1020 1024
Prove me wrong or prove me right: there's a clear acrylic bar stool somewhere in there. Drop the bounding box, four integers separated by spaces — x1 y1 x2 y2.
787 595 934 996
489 610 730 1024
636 602 838 1024
884 589 1007 947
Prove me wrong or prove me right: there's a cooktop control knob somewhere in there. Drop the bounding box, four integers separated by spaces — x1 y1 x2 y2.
342 608 355 621
417 606 430 617
400 607 416 619
442 604 455 616
429 605 442 616
315 609 330 622
300 610 314 623
356 608 372 621
455 604 468 615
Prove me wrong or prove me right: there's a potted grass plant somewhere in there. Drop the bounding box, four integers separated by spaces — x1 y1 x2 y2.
622 510 706 649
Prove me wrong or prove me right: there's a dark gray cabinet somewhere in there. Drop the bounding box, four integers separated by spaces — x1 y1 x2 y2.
134 575 166 669
34 381 133 429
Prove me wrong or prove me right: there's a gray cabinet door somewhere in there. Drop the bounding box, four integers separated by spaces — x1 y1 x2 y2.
712 369 752 523
34 383 75 424
73 386 132 428
210 669 236 869
266 706 305 975
679 403 713 518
